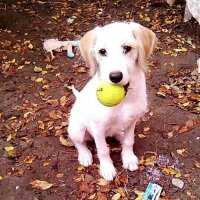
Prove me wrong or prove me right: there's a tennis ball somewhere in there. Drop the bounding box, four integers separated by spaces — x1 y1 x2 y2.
96 81 125 107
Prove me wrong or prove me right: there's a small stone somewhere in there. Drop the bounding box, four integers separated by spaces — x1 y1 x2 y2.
172 178 184 189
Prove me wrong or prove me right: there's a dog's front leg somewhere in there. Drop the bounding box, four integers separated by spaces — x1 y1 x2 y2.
121 119 138 171
92 126 116 181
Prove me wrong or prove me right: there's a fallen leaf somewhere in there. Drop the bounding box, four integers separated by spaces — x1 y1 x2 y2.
18 65 24 70
88 193 96 200
30 180 53 190
0 176 3 181
178 125 188 133
49 111 62 119
35 78 43 83
47 99 59 107
117 187 126 197
77 66 87 73
176 148 186 155
60 96 68 106
97 178 109 186
112 193 121 200
163 167 179 175
194 160 200 169
4 146 14 151
97 192 107 200
34 66 43 73
79 181 90 193
24 155 37 164
59 136 74 147
138 134 147 138
38 120 45 129
144 155 157 166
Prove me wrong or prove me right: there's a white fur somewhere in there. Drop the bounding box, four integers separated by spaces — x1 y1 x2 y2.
68 22 155 181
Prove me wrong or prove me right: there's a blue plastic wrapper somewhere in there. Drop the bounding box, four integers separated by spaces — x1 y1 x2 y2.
142 182 162 200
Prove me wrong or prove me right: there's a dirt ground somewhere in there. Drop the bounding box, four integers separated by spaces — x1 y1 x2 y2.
0 0 200 200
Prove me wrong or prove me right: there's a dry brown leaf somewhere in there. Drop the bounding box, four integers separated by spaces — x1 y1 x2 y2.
60 96 68 106
38 121 45 129
49 111 62 119
176 148 186 155
97 192 107 200
138 134 147 139
117 187 126 197
24 155 37 164
30 180 53 190
47 99 59 107
59 136 73 147
194 160 200 168
178 125 188 133
88 193 96 200
97 178 109 186
79 181 90 193
112 193 121 200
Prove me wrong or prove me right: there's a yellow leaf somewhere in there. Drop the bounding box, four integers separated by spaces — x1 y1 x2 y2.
28 43 34 49
0 176 3 181
176 148 186 155
42 84 49 89
175 172 182 177
4 146 14 151
59 136 73 147
144 155 157 166
43 161 50 167
18 65 24 70
163 167 178 175
38 120 45 129
24 111 32 118
97 178 109 186
30 180 53 190
117 187 126 197
35 78 43 83
60 96 67 106
112 193 121 200
41 70 48 75
88 193 96 200
34 66 43 73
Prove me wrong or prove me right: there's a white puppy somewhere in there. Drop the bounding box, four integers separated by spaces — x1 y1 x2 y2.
68 22 156 181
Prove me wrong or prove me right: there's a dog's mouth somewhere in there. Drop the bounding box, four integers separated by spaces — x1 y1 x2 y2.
124 83 130 94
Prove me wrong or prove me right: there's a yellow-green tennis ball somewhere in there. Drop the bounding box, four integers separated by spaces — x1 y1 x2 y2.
96 81 125 107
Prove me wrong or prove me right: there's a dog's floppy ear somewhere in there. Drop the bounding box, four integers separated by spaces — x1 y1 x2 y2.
80 27 100 76
132 24 156 71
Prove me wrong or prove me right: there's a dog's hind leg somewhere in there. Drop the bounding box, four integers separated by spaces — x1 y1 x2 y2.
68 124 93 167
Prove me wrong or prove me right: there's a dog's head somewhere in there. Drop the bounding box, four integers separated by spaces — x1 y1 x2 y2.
80 22 156 86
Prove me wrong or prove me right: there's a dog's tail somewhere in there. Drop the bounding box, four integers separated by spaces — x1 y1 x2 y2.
68 85 80 98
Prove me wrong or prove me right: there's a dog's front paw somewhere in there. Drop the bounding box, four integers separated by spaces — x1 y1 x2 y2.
100 162 117 181
122 153 138 171
78 149 93 167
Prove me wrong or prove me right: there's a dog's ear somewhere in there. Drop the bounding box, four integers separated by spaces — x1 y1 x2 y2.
80 27 100 76
132 24 157 71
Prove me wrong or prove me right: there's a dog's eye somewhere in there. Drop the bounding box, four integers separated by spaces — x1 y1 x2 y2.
123 46 132 54
99 49 107 56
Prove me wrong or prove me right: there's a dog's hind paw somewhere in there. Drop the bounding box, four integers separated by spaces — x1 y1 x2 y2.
100 162 117 181
78 150 93 167
122 154 138 171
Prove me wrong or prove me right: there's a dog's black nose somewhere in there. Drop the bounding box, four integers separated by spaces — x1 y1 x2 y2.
109 71 123 83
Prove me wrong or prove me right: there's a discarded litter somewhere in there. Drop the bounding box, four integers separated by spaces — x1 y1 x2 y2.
142 182 162 200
